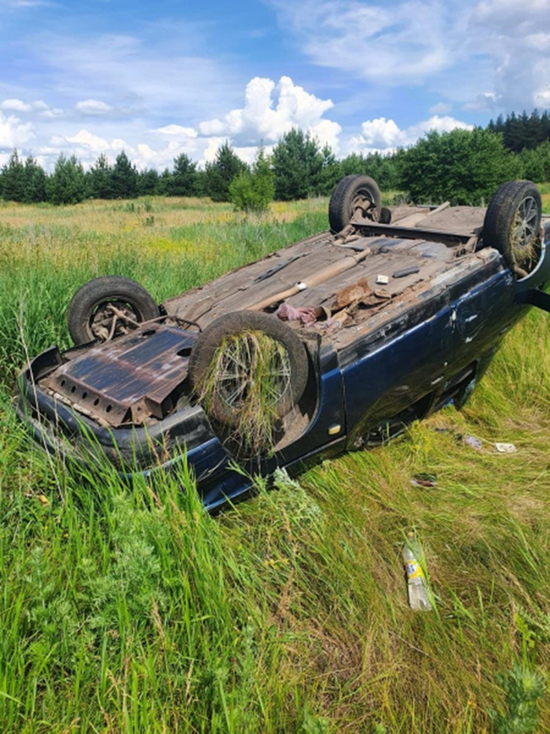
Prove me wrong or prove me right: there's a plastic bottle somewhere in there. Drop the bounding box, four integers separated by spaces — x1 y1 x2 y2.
402 533 433 611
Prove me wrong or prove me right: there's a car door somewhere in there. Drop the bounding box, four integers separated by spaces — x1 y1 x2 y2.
450 262 516 375
340 298 455 445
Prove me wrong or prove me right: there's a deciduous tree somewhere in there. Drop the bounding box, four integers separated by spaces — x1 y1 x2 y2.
229 147 275 213
399 129 521 204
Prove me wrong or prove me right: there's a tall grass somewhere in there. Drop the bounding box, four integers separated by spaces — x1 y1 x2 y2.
0 196 548 732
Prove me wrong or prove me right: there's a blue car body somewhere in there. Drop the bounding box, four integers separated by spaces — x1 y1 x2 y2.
16 217 550 512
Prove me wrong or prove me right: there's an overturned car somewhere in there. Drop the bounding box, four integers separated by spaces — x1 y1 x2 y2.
16 176 550 510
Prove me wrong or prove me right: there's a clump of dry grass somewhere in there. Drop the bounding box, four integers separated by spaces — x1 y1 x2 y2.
196 330 292 455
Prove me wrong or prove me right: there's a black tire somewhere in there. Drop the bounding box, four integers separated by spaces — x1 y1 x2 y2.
483 180 542 278
188 310 308 427
328 175 382 233
67 276 159 345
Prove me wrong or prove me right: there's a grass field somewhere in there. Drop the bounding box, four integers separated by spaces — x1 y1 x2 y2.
0 195 549 733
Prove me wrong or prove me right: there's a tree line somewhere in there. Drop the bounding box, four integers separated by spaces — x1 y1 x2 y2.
487 110 550 152
0 133 367 207
2 109 550 209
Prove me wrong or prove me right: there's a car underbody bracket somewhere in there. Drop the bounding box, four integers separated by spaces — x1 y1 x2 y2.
516 287 550 313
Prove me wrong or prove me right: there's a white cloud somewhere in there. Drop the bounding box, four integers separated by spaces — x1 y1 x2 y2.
405 115 473 142
75 99 113 115
270 0 453 85
535 88 550 107
359 118 403 149
0 111 35 149
472 0 550 32
0 98 33 112
462 92 499 112
38 129 136 169
40 106 65 119
151 124 198 138
44 126 227 171
27 75 343 170
271 0 550 114
1 75 472 170
467 0 550 111
347 114 473 154
430 102 452 115
198 75 342 150
66 129 114 152
0 98 64 118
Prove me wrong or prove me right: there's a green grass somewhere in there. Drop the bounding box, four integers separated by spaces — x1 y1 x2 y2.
0 196 549 732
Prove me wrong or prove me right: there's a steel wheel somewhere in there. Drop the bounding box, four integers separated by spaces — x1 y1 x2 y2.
510 194 540 269
349 185 378 221
328 175 382 232
216 332 292 413
188 310 309 431
67 276 160 345
88 300 141 341
483 180 542 280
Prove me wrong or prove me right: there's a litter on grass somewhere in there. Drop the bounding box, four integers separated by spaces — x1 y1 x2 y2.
402 533 433 612
495 442 517 453
464 435 483 450
410 473 438 488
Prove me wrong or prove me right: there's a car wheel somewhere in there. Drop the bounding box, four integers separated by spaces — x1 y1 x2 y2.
328 175 382 233
483 180 542 279
188 310 309 429
67 276 160 345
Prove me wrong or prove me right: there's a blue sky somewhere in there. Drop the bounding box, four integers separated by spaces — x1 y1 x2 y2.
1 0 549 169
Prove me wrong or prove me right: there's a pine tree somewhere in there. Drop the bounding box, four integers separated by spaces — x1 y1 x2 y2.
23 156 47 203
340 152 367 177
315 145 342 196
203 142 247 202
271 129 323 200
1 150 25 202
110 151 138 199
138 168 160 196
156 168 173 196
88 154 114 199
168 153 197 196
46 154 86 205
169 153 198 197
